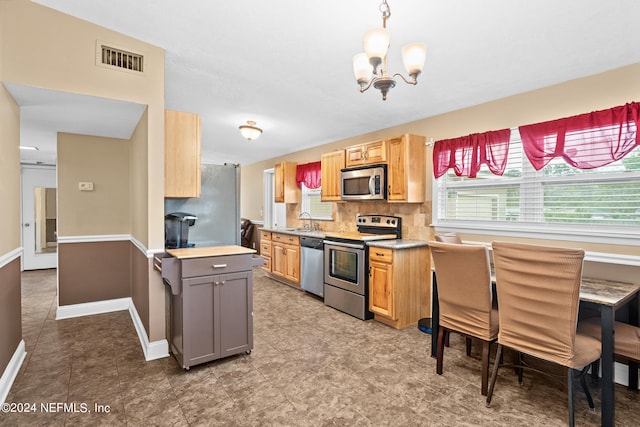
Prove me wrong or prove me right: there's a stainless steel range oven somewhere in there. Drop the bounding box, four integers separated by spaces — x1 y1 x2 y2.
323 215 401 320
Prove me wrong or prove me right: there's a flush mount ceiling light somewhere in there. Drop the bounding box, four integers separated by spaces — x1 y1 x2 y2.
353 0 426 101
238 120 263 141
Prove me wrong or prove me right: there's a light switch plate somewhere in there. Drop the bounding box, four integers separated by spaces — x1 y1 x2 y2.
79 182 94 191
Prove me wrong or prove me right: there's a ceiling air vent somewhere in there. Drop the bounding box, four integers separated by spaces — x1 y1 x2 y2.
97 41 144 73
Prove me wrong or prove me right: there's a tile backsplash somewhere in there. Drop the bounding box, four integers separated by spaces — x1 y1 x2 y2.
288 201 432 241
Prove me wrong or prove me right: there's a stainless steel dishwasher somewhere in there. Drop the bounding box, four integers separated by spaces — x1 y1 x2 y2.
300 235 324 297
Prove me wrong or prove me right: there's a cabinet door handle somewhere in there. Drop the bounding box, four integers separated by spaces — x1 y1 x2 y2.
212 264 227 269
221 280 226 285
376 252 385 257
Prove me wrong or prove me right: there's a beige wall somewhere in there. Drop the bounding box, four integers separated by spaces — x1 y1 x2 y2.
1 0 166 356
130 108 149 244
0 73 22 383
241 62 640 260
58 133 130 236
0 85 20 254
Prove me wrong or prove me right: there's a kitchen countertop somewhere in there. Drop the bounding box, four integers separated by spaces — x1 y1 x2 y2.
366 239 429 249
260 227 326 239
167 245 256 259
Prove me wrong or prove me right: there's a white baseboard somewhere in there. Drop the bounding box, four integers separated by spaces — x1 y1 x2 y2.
0 340 26 405
56 297 131 319
55 297 168 361
128 301 169 361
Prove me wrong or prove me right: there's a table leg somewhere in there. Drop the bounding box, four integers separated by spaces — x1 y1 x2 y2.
600 306 615 427
431 271 439 358
629 293 639 390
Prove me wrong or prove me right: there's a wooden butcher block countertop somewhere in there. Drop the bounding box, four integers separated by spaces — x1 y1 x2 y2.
166 245 256 259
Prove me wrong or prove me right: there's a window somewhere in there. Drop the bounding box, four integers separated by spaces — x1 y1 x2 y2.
434 129 640 244
301 183 333 220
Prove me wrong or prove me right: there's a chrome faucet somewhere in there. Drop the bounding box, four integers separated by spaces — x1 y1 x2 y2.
300 211 313 230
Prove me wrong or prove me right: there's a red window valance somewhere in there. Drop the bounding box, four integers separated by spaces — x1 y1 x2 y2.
296 161 322 189
519 102 640 171
432 129 511 178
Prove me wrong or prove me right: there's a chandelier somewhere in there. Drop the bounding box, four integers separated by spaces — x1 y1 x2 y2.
352 0 426 101
238 120 263 141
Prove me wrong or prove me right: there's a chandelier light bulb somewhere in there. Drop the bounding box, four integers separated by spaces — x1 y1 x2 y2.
402 42 427 78
363 27 390 70
353 53 373 86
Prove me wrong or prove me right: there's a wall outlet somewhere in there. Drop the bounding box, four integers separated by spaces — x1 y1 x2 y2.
79 182 94 191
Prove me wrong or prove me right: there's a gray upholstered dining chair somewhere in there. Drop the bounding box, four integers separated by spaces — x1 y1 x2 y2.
486 241 602 427
434 232 463 244
578 317 640 389
429 241 498 395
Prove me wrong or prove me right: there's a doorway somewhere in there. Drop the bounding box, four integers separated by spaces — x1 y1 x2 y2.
262 168 286 228
21 165 57 270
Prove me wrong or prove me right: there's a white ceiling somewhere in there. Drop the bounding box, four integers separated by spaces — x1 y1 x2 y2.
14 0 640 166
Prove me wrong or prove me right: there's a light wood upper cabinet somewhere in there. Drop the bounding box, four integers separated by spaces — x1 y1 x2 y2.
274 162 300 203
321 150 345 201
165 110 201 198
387 134 426 203
345 139 387 168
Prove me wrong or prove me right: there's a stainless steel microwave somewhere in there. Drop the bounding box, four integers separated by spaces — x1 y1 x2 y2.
340 164 387 201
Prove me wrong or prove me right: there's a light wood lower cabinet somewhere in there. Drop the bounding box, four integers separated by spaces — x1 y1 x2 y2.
261 231 301 286
369 245 430 329
271 233 300 285
259 230 272 272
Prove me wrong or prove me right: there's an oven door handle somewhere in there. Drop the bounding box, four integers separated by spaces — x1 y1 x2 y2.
323 241 364 250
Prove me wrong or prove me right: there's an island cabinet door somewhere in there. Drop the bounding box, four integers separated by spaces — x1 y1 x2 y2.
182 275 221 367
218 271 253 358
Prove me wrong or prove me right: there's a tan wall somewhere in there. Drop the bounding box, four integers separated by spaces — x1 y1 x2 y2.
1 0 165 249
0 85 20 254
57 133 130 236
0 5 23 377
130 108 149 244
1 1 166 348
241 62 640 261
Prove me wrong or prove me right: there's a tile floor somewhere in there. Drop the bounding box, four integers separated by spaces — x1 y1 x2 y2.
2 268 638 426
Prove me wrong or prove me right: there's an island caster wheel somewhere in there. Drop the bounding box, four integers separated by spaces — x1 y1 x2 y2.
245 350 252 355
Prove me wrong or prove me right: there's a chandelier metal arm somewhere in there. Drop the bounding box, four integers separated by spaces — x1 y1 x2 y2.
358 77 378 93
359 72 417 94
391 73 418 86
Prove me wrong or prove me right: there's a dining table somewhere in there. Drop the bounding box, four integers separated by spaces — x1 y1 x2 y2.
429 270 640 427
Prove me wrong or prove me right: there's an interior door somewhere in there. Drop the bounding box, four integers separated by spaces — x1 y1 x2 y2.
21 165 57 270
